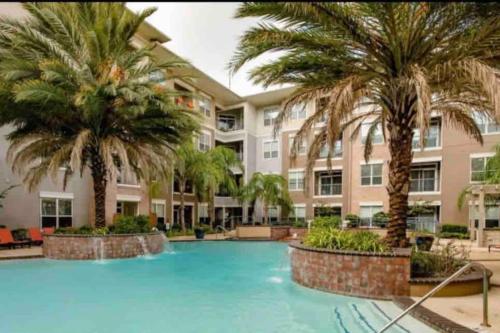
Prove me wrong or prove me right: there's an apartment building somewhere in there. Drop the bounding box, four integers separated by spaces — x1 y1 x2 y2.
0 3 498 232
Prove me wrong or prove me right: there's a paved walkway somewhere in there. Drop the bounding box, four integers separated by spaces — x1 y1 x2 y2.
0 246 43 260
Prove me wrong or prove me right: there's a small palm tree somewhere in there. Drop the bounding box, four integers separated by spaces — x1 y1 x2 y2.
241 172 293 225
0 3 198 227
230 3 500 247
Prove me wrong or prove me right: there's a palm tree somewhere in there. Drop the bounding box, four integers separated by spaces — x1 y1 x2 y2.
230 3 500 247
241 172 293 225
173 143 207 232
0 3 198 227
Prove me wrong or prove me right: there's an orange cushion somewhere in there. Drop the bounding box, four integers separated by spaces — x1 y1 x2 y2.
0 229 14 244
28 228 43 241
42 227 55 235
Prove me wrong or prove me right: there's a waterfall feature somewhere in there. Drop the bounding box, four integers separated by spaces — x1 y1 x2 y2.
137 236 150 256
160 233 174 253
93 238 105 263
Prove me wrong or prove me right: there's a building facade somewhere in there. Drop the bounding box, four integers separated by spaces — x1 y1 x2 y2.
0 3 498 232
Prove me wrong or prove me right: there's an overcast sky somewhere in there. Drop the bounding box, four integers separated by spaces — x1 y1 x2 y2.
127 2 285 97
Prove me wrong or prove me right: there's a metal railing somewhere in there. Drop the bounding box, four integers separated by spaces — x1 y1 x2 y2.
378 262 490 333
215 225 229 240
406 217 437 233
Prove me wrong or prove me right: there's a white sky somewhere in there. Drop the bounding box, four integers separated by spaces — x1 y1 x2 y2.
126 2 286 97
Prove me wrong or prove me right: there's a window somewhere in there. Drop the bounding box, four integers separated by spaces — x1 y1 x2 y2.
199 97 211 117
264 108 279 126
289 136 306 155
470 205 499 228
152 201 166 225
290 103 306 120
413 118 441 149
360 205 383 227
40 198 72 228
316 97 328 123
410 163 440 192
361 163 383 186
291 206 306 222
314 206 341 217
198 132 211 152
117 201 138 216
268 206 278 223
288 171 305 191
473 112 500 134
470 156 494 182
149 70 165 83
315 171 342 196
361 122 383 144
263 140 279 159
117 167 138 186
318 137 342 158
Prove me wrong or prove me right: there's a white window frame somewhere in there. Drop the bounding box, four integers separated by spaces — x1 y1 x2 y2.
359 204 384 228
40 196 73 228
412 117 442 150
288 170 305 191
267 206 279 223
409 164 440 193
198 131 211 152
263 140 279 159
264 108 279 127
289 135 306 155
290 103 306 120
473 111 500 135
360 163 383 186
315 171 342 197
291 204 306 222
470 153 495 183
151 199 166 224
198 96 211 117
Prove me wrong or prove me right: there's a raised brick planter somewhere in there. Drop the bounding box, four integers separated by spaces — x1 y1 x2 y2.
289 241 411 300
43 232 164 260
270 226 290 240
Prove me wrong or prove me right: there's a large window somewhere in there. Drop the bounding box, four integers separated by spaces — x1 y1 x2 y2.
470 156 495 182
470 205 499 228
318 135 342 158
360 205 383 227
315 171 342 196
198 132 211 152
361 122 383 144
264 108 279 126
290 103 306 120
412 118 441 149
268 206 279 223
199 97 211 117
40 197 72 228
117 167 138 186
473 112 500 134
288 171 305 191
151 201 166 225
291 205 306 222
361 163 383 186
410 163 440 192
263 140 279 159
289 135 306 155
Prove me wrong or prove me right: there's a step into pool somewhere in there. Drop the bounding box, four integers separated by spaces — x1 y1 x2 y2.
0 241 438 333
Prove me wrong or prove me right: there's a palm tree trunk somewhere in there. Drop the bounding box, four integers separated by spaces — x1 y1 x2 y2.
263 204 268 225
208 188 215 229
90 154 107 228
386 118 413 248
179 182 186 233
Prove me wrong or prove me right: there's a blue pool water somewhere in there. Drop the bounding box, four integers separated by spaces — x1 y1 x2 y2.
0 241 437 333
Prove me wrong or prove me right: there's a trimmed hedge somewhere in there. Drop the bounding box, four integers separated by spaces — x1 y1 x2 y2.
437 232 470 240
441 224 468 234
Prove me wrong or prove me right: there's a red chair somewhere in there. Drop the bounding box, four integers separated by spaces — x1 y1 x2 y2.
28 228 43 246
42 227 55 235
0 229 31 249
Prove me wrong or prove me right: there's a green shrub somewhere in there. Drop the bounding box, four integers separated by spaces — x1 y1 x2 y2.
113 215 151 234
437 232 470 239
11 228 28 240
372 212 390 227
55 227 79 234
311 216 341 229
344 214 360 228
78 225 94 235
292 220 307 228
304 228 388 252
166 229 195 237
440 224 468 234
411 242 468 278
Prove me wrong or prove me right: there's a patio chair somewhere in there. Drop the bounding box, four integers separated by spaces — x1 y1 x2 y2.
28 228 43 246
0 229 31 249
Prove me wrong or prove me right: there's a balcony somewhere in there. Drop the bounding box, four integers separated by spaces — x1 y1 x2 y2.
216 140 244 163
217 107 244 132
409 162 440 193
314 170 342 196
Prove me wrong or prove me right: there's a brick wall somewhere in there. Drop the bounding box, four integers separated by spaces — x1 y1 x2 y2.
43 232 164 260
270 227 290 240
289 242 410 299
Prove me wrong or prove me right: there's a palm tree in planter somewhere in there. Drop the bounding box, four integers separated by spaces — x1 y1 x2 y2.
230 3 500 247
0 3 198 228
241 172 293 225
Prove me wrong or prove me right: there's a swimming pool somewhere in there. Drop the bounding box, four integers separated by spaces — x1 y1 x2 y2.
0 241 437 333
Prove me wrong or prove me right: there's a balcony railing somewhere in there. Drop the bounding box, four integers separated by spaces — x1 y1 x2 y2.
319 183 342 196
217 121 244 132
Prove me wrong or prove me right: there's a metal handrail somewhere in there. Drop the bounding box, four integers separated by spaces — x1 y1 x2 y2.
378 262 490 333
215 225 229 240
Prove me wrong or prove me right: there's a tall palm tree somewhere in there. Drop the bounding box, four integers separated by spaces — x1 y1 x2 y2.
241 172 293 225
230 3 500 247
173 143 206 232
0 3 198 227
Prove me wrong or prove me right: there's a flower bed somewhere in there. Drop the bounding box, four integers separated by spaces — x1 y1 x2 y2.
289 241 411 300
43 232 164 260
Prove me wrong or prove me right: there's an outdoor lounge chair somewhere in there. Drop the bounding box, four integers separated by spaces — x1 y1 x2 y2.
0 229 31 249
488 244 500 253
28 228 43 246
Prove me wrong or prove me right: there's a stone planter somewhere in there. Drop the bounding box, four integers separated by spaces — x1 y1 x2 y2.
43 232 165 260
410 268 492 297
289 241 411 300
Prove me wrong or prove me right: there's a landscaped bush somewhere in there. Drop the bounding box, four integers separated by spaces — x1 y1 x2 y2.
113 215 151 234
372 212 390 228
411 242 469 278
11 228 28 241
166 229 195 237
440 224 468 234
436 232 470 240
304 228 388 253
311 216 341 229
292 220 307 228
344 213 360 228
